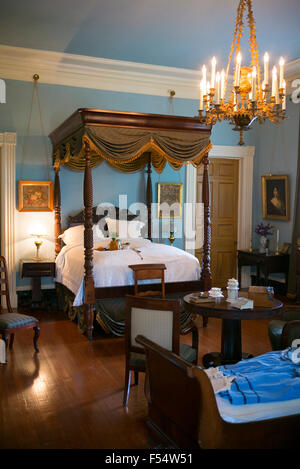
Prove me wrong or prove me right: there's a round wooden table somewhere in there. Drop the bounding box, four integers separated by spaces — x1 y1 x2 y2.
183 292 283 368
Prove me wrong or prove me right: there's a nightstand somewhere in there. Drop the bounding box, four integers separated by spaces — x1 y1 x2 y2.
20 260 56 304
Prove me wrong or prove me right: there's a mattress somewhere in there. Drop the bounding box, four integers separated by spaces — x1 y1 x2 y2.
55 238 201 306
216 395 300 423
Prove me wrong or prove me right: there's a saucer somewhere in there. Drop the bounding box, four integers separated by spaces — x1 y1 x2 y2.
208 290 224 298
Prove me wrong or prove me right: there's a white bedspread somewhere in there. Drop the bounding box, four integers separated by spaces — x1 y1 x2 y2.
55 239 201 306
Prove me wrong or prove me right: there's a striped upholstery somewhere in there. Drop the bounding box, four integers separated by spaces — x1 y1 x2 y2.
0 313 37 330
0 339 5 363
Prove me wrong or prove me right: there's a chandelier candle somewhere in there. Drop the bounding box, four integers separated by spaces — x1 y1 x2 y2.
199 81 204 110
279 58 285 89
211 57 216 89
264 52 269 86
216 72 220 104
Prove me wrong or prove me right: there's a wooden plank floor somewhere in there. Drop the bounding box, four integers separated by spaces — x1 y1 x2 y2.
0 309 274 449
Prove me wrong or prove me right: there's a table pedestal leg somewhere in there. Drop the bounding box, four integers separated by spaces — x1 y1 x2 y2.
221 319 241 363
202 319 252 368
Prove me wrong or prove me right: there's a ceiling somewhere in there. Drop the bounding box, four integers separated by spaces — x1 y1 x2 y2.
0 0 299 71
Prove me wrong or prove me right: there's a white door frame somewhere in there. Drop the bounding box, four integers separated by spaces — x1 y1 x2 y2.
0 132 17 307
185 144 255 258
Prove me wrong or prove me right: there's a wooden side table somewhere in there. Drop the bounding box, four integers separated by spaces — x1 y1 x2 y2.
238 250 289 291
21 260 56 304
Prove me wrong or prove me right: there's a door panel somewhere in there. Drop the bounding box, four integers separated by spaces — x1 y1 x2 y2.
196 158 239 288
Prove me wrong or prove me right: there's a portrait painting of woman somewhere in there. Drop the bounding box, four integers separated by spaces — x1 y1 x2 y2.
262 175 289 221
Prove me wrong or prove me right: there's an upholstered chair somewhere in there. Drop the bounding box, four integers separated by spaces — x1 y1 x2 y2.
268 309 300 350
0 256 40 362
123 295 198 406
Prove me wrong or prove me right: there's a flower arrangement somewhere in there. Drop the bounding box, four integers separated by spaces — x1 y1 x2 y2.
255 222 274 237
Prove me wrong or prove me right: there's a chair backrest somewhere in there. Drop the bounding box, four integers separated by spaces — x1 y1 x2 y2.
281 320 300 348
125 295 180 357
0 256 12 312
128 264 166 298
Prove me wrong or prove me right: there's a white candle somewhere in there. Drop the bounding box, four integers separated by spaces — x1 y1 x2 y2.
233 91 237 111
206 80 210 96
272 66 277 98
252 66 257 101
199 80 203 110
276 229 279 249
262 81 266 102
282 79 286 110
264 52 269 85
211 57 216 89
279 57 285 89
235 52 242 86
216 71 220 104
220 69 225 100
202 65 207 94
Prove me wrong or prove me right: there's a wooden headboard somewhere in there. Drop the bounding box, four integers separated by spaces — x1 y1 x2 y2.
67 205 139 229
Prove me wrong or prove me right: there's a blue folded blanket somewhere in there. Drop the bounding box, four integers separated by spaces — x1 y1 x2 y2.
218 348 300 405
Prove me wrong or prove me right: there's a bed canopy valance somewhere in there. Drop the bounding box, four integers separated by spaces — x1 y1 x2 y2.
50 108 212 173
49 108 212 341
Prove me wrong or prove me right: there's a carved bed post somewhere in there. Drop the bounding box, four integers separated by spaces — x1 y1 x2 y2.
200 153 212 291
54 165 62 257
83 140 95 341
146 154 152 241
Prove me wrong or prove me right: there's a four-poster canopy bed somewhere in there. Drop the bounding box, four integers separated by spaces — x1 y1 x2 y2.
49 109 213 341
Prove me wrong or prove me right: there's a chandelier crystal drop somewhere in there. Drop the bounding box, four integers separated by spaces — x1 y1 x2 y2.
198 0 287 145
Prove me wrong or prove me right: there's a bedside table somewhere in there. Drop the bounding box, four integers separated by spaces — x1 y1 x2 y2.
21 260 56 304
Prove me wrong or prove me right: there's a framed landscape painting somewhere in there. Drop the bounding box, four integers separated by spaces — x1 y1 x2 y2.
18 181 53 212
261 175 289 221
158 182 183 218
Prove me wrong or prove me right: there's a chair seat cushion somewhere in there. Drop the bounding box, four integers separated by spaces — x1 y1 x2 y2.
129 343 197 368
0 313 38 330
180 343 197 364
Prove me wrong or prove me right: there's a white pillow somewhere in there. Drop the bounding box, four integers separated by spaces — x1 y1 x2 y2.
105 217 145 239
59 224 105 245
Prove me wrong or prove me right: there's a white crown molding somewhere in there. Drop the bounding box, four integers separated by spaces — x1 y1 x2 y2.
0 44 202 99
0 44 299 98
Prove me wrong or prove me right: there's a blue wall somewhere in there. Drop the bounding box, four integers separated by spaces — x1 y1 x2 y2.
251 96 300 251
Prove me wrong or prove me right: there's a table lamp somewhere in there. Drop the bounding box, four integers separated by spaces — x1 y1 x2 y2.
30 225 47 261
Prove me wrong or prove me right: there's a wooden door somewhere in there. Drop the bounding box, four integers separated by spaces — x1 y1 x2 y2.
196 158 239 288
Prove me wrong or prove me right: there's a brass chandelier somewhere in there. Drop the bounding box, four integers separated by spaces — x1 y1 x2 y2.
199 0 286 145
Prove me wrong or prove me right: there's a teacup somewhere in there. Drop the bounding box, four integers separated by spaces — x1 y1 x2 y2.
209 287 222 297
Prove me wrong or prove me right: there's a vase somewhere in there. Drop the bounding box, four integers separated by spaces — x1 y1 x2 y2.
259 236 269 254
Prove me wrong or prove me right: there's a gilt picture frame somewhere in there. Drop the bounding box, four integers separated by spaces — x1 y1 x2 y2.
18 181 53 212
261 175 289 221
158 182 183 218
